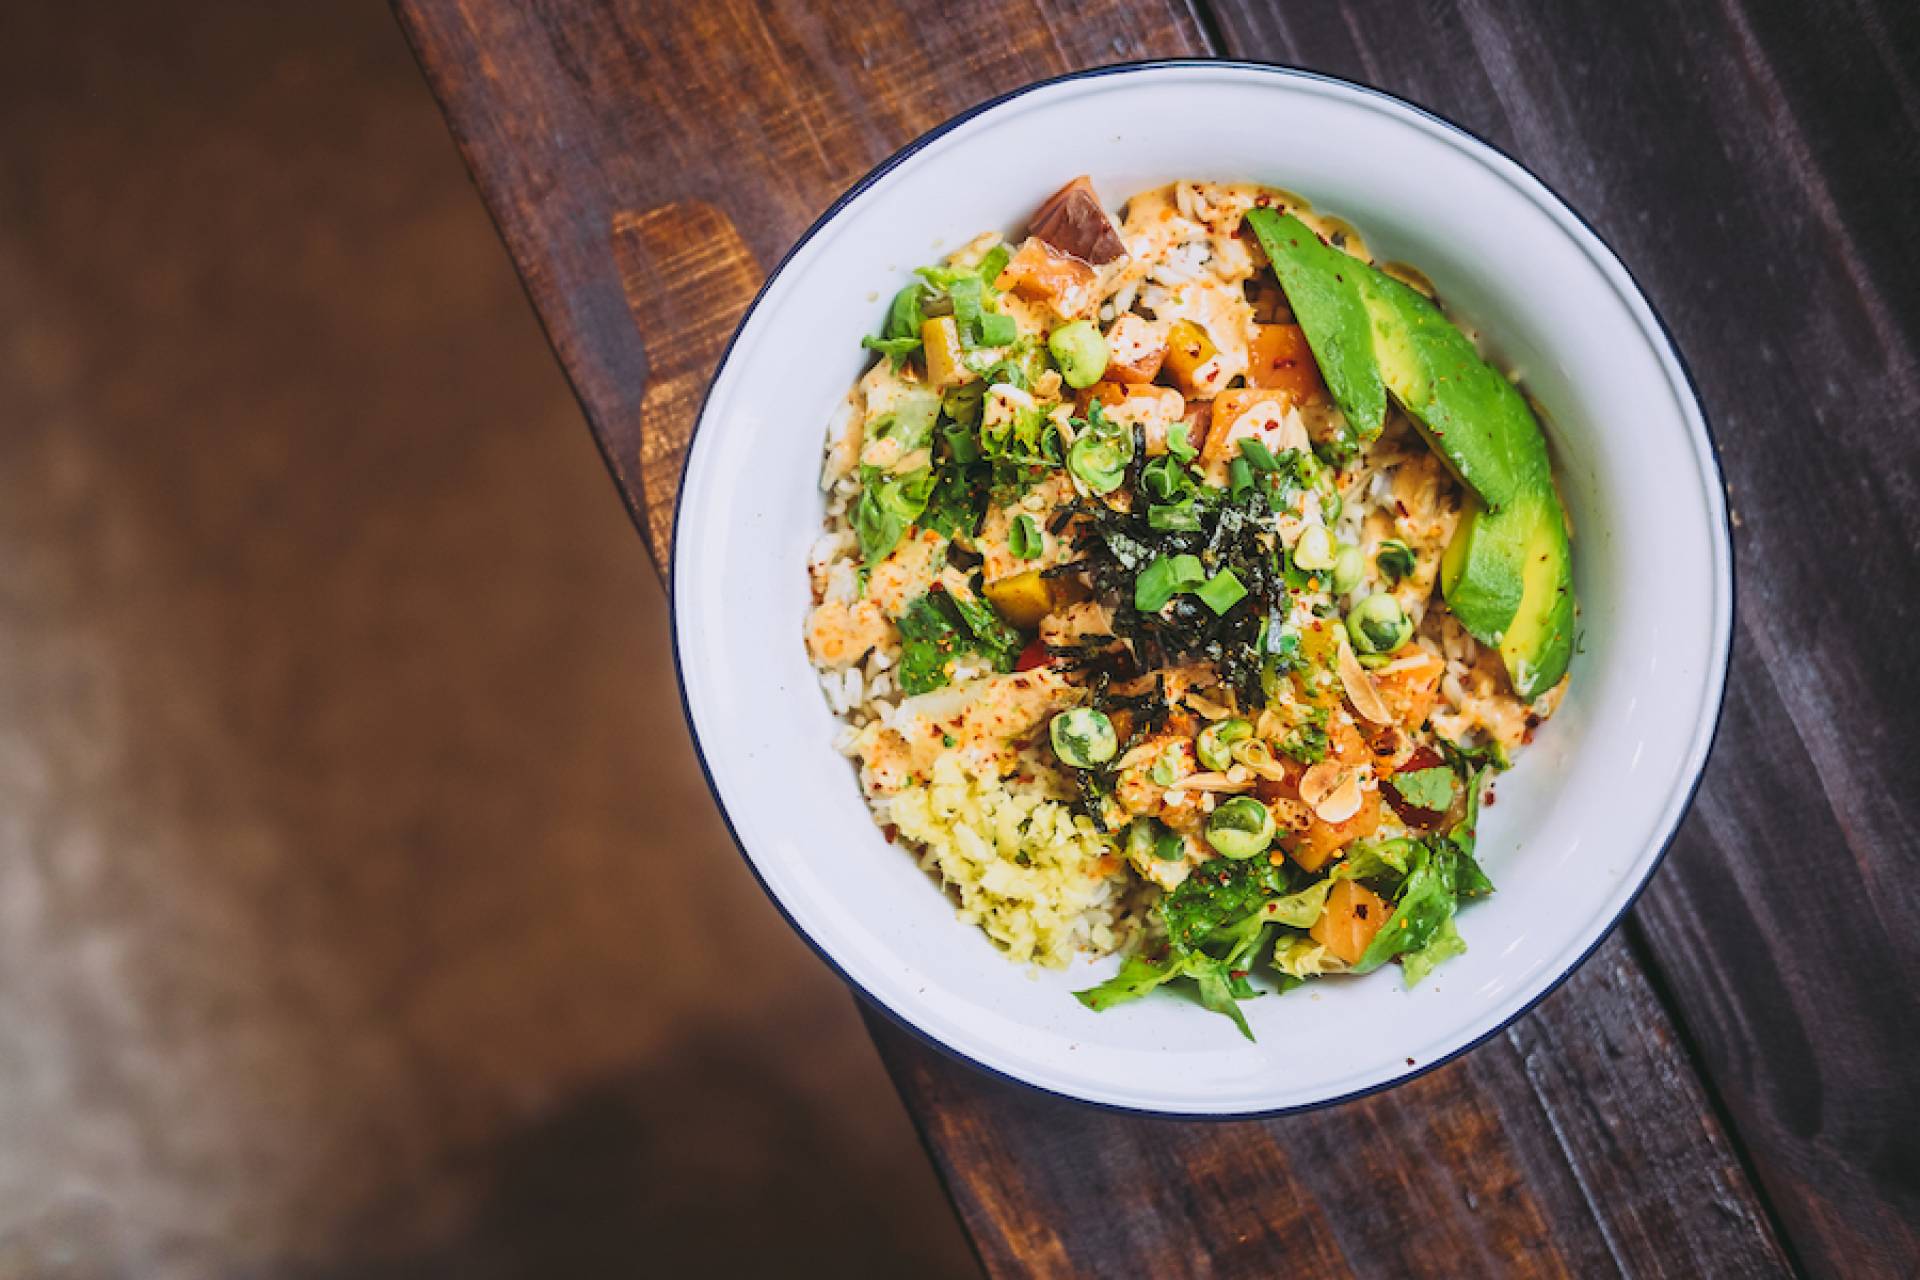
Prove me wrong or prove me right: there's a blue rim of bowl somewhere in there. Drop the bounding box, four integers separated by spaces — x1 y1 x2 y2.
664 58 1736 1120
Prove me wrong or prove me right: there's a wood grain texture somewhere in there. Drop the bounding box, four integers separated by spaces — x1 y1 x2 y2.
611 202 760 560
392 0 1821 1272
1204 4 1920 1275
869 937 1788 1279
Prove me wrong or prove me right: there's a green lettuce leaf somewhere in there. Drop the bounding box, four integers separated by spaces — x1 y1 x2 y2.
1401 916 1467 987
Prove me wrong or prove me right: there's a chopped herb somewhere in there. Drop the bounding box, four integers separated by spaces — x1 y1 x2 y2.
1280 721 1330 764
1390 766 1456 812
895 588 1021 694
853 464 935 567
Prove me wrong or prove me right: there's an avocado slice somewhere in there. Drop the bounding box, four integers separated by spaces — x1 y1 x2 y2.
1243 207 1386 450
1250 208 1575 698
1441 487 1575 700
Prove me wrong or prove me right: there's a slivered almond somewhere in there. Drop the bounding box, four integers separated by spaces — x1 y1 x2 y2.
1298 761 1345 809
1165 771 1255 794
1184 691 1236 721
1337 631 1395 725
1314 772 1364 824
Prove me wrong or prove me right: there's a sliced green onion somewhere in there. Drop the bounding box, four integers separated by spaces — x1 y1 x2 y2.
1050 707 1118 768
976 243 1011 285
1141 454 1193 502
948 276 985 347
1150 750 1182 787
1330 542 1365 595
1238 438 1280 471
1229 457 1254 497
1067 432 1129 494
1154 827 1186 862
1207 796 1277 859
1134 553 1205 612
1166 421 1197 463
977 311 1018 347
1347 592 1413 655
1148 501 1202 532
1196 718 1253 772
1293 525 1336 571
1376 539 1416 583
1009 513 1043 560
1195 568 1248 615
1228 737 1275 770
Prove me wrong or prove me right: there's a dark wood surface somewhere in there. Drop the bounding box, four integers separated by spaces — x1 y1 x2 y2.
394 0 1917 1274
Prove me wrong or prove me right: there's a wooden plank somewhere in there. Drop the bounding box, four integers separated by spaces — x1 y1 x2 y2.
869 937 1788 1278
1205 2 1920 1274
392 0 1793 1273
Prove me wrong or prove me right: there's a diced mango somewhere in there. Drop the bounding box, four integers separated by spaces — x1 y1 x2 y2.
982 569 1054 630
1310 878 1389 964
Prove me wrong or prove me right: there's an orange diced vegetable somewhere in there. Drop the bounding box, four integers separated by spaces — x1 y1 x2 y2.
995 236 1099 319
1310 878 1389 964
1373 644 1447 730
1285 785 1381 872
1248 323 1327 405
1161 319 1219 397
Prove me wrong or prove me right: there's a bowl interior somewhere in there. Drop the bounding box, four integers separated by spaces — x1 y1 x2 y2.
674 64 1729 1114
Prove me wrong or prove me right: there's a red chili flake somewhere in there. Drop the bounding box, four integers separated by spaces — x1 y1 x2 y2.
1483 789 1497 807
1395 500 1410 517
1355 903 1371 920
1229 970 1249 981
883 825 898 843
1406 1057 1416 1067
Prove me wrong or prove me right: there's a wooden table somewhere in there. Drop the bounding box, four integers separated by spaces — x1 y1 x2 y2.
392 3 1918 1274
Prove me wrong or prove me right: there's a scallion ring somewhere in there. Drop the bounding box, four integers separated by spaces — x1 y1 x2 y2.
1207 795 1276 859
1050 707 1118 768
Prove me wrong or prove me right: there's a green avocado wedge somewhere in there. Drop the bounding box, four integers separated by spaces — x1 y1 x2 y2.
1250 207 1575 699
1243 208 1386 453
1442 487 1576 700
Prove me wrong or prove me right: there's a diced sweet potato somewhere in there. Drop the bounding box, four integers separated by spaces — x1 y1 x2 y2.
996 237 1099 319
1026 175 1127 265
1310 878 1389 964
1248 323 1327 405
1161 319 1220 398
1103 313 1166 384
1284 784 1381 872
1373 644 1447 730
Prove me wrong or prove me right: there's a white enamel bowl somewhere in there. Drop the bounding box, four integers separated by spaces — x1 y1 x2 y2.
672 62 1731 1115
